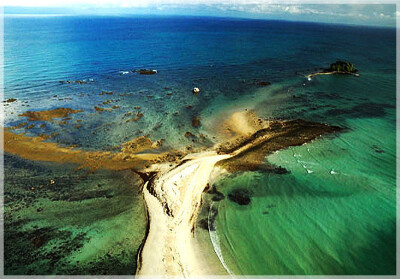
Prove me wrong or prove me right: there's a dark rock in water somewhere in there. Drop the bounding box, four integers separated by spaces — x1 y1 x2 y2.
192 117 201 128
207 185 225 201
207 184 219 195
105 191 114 199
31 236 45 248
184 131 193 138
134 69 158 75
372 145 385 153
197 205 218 231
262 211 269 214
198 219 209 230
5 98 17 103
272 166 289 174
228 188 251 205
257 81 271 86
211 193 225 202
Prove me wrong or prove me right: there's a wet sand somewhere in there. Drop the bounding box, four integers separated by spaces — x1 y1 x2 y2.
3 128 163 172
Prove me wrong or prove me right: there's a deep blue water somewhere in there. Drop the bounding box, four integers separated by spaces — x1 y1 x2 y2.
5 16 395 102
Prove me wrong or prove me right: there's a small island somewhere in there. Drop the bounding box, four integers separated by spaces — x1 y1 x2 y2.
307 60 360 80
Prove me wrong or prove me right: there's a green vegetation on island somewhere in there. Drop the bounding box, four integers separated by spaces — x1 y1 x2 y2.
327 61 358 73
307 60 359 79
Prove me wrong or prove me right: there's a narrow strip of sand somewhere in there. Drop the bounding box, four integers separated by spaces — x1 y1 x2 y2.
137 152 231 276
306 71 359 79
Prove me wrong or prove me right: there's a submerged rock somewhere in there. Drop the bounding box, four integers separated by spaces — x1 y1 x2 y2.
228 188 251 205
372 145 385 154
197 219 209 231
94 106 110 113
207 185 225 201
272 166 289 174
19 108 83 121
257 81 271 86
152 139 164 148
192 117 201 128
198 205 218 231
135 69 158 75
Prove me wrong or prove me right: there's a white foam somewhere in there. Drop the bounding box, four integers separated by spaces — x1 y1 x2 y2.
208 202 235 277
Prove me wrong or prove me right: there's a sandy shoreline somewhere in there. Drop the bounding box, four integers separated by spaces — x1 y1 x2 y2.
306 71 360 79
136 112 256 276
137 152 231 275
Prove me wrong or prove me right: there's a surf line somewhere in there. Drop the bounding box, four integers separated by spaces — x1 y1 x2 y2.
208 201 235 277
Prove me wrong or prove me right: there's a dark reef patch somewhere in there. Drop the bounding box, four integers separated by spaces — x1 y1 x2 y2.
5 225 87 275
197 204 218 231
217 119 342 173
228 188 252 205
4 155 147 275
325 103 395 119
206 185 225 202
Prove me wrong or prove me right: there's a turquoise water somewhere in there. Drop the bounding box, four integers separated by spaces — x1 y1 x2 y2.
210 73 396 275
4 15 396 274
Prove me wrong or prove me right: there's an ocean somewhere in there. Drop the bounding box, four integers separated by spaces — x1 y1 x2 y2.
4 15 396 275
